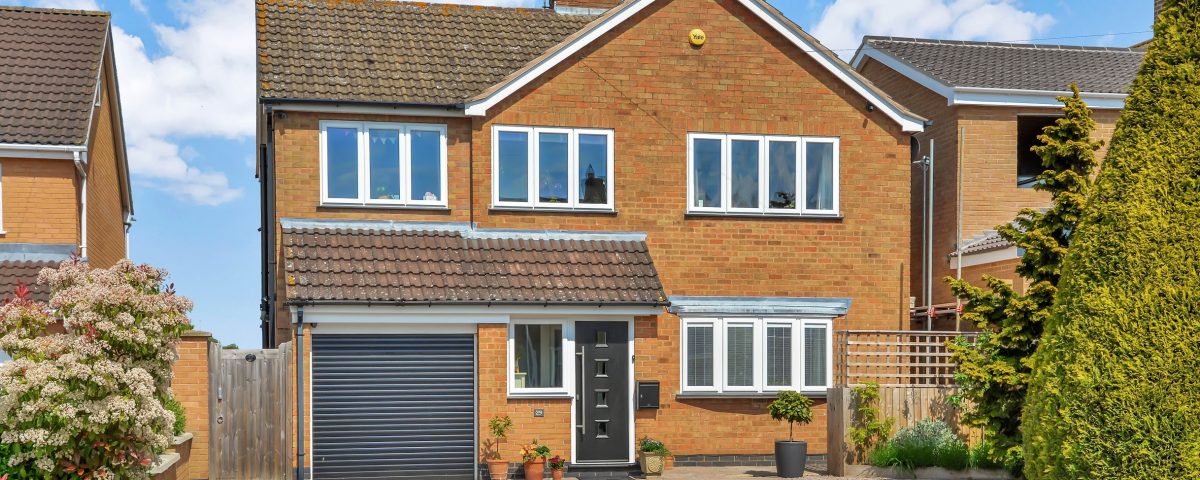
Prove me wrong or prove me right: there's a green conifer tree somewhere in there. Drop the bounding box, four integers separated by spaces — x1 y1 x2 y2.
945 83 1102 473
1022 1 1200 478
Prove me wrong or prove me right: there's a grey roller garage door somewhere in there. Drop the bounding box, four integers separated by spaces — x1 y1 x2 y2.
312 335 476 479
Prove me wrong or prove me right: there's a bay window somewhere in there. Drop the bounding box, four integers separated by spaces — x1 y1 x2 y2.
687 133 839 216
320 121 448 207
681 317 832 394
492 126 614 210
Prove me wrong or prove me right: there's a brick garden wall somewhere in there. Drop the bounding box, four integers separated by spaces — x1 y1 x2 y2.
172 331 212 479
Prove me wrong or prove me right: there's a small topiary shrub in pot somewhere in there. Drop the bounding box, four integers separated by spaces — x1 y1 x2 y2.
768 391 814 478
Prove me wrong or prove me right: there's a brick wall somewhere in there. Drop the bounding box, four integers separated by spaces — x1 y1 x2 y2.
275 0 914 463
0 158 79 245
84 69 128 267
858 59 1121 306
172 331 212 480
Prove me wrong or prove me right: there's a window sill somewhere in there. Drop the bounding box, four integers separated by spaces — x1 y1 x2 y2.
685 212 842 221
507 392 573 400
318 203 450 212
675 391 827 399
490 206 617 215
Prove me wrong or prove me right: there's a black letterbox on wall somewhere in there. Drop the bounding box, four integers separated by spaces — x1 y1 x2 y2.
637 381 660 409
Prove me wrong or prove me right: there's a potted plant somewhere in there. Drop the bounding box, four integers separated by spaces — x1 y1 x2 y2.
768 390 814 478
484 416 513 480
520 440 550 480
638 437 671 477
547 455 566 480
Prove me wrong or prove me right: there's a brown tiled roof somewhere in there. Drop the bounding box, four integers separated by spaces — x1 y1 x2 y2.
256 0 597 105
0 260 57 303
281 221 667 305
863 36 1145 94
0 6 109 145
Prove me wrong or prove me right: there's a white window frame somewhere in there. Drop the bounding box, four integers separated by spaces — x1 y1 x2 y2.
508 319 575 397
721 320 761 392
492 125 615 211
680 317 833 394
687 133 840 216
318 120 449 207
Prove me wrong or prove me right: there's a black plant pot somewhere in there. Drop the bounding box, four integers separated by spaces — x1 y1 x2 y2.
775 440 808 478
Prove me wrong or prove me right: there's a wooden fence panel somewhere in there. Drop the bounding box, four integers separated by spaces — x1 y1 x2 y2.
210 342 292 480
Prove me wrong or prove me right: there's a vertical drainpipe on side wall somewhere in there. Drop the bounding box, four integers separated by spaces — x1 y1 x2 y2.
956 127 965 331
926 139 935 331
261 105 278 348
295 306 305 480
74 151 89 260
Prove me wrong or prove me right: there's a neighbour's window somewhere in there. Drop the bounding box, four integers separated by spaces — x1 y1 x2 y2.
492 126 614 210
319 121 448 206
681 317 832 394
510 322 568 395
688 134 838 215
1016 116 1059 188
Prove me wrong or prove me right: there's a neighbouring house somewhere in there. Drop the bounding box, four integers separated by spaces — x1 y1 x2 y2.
0 6 134 304
852 35 1144 328
257 0 925 478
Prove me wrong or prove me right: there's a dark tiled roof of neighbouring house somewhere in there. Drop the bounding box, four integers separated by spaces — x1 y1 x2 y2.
862 36 1145 94
280 220 667 305
0 6 110 145
256 0 598 105
951 231 1015 257
0 260 59 303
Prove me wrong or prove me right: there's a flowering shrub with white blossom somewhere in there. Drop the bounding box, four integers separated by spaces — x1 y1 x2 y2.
0 260 192 479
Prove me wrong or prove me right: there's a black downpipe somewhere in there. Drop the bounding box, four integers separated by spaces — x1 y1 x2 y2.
260 105 278 348
295 307 305 480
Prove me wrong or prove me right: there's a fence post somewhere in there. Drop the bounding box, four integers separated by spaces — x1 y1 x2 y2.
827 387 851 476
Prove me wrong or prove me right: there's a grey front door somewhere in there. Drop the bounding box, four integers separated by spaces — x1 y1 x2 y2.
574 322 630 463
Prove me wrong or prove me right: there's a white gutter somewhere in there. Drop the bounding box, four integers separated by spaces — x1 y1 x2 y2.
0 143 87 160
269 102 466 118
74 151 89 260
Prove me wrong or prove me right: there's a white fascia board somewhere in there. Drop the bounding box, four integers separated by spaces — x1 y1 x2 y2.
270 102 466 118
293 304 662 323
463 0 656 117
950 246 1020 269
0 143 87 159
952 87 1127 109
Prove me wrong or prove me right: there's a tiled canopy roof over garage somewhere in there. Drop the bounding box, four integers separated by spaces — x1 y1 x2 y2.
0 7 110 145
281 221 667 305
862 36 1145 94
255 0 598 105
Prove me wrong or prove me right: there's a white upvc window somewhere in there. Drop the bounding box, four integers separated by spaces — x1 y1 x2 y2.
492 125 615 210
319 120 448 207
681 317 832 394
687 133 839 216
508 320 575 396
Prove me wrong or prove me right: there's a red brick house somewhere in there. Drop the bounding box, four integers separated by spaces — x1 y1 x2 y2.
256 0 924 477
0 6 134 302
851 36 1142 327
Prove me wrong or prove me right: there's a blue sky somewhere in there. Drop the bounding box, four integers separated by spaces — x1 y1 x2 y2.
18 0 1152 348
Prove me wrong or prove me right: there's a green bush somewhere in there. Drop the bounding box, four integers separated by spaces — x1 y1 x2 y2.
767 390 813 441
1022 1 1200 479
969 442 1005 471
868 420 969 471
163 395 188 436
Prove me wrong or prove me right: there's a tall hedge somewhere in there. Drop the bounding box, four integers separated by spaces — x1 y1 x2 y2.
1021 1 1200 478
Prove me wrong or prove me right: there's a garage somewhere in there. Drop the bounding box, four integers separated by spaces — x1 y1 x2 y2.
312 334 476 479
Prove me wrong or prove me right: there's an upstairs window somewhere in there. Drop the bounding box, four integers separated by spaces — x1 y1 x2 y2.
492 126 614 210
320 121 448 207
688 134 839 216
681 317 831 394
1017 116 1059 188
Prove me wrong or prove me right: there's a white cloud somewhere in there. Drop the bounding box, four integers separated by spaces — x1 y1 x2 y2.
811 0 1055 59
128 0 147 15
107 0 255 205
30 0 99 9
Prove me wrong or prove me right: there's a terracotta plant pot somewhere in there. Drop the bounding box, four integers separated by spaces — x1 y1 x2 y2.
639 452 666 477
523 458 545 480
487 459 509 480
551 468 564 480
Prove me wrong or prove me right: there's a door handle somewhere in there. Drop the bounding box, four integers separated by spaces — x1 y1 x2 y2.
577 345 585 432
